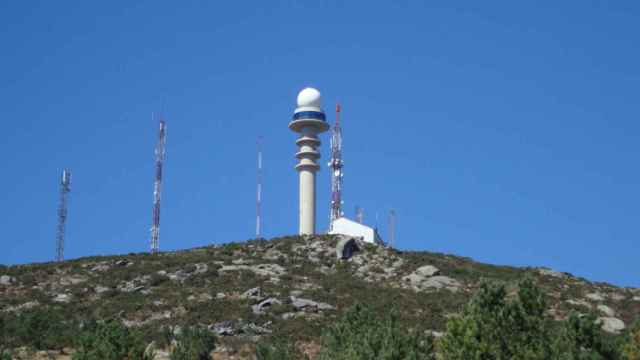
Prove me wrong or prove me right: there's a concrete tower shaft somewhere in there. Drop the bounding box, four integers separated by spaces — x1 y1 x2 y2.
289 88 329 235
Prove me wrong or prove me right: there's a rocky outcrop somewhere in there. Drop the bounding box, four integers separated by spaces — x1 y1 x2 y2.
598 317 626 334
402 266 461 292
0 275 16 286
290 296 334 311
252 298 281 315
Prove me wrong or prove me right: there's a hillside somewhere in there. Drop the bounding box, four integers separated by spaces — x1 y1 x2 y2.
1 234 639 359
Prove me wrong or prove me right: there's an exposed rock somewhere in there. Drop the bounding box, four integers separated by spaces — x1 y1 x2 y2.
114 259 131 267
216 292 226 299
118 281 145 293
195 263 209 274
422 276 462 292
415 265 440 277
3 300 39 313
336 236 360 260
597 304 615 317
0 275 16 285
585 292 606 301
53 293 72 303
252 297 281 315
211 320 235 336
537 268 565 278
566 299 591 308
634 296 640 302
60 275 87 286
188 293 214 302
290 296 335 311
281 312 298 320
425 330 444 338
241 287 263 301
91 263 110 272
598 317 625 334
220 263 286 278
95 285 111 294
609 293 625 302
402 266 461 292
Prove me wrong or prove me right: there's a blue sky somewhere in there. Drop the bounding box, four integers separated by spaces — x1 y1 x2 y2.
0 1 638 287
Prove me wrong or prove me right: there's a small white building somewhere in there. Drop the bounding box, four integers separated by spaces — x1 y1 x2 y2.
328 217 384 245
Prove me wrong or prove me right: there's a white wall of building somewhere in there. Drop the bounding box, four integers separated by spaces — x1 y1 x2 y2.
329 217 383 245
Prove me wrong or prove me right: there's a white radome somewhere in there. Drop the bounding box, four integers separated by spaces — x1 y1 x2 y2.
297 87 321 108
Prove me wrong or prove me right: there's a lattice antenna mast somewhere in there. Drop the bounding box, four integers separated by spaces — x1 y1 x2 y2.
56 169 71 262
328 103 344 230
389 209 396 248
150 117 166 254
256 136 263 238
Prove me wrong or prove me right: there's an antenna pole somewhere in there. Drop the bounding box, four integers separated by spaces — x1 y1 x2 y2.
355 206 364 224
150 116 166 254
256 136 263 238
328 103 344 231
56 169 71 262
389 209 396 248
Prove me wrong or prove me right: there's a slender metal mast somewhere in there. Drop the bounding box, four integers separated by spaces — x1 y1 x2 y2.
328 103 344 230
150 117 166 254
389 209 396 248
56 169 71 262
355 206 364 224
256 136 263 238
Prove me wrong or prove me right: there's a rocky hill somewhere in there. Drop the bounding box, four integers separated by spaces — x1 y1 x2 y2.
1 235 639 359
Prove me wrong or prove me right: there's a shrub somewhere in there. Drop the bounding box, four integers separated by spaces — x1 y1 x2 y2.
13 308 74 350
255 340 296 360
552 312 621 359
624 321 640 360
72 319 151 360
440 278 621 359
318 303 434 360
170 326 216 360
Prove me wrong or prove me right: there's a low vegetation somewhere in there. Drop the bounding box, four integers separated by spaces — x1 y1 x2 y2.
0 235 638 359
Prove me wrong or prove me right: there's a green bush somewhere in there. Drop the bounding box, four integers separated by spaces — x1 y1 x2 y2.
318 303 434 360
170 326 216 360
552 312 621 359
440 278 621 359
72 319 151 360
624 321 640 360
13 308 74 350
255 340 297 360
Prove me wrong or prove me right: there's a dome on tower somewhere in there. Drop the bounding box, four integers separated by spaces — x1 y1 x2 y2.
297 87 321 108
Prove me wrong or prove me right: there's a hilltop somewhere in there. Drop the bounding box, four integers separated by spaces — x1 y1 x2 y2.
1 235 639 359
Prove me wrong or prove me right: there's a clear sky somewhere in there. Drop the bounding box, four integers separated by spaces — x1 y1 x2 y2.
0 1 638 287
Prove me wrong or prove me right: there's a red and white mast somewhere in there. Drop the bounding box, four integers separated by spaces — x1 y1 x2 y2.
150 117 166 254
328 103 344 230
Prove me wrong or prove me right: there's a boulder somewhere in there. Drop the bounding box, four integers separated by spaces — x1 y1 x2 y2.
566 299 591 308
597 304 615 317
252 298 281 315
290 296 335 311
422 276 462 292
585 292 606 301
0 275 16 286
241 287 263 301
336 236 359 260
537 268 565 278
53 293 72 303
598 317 625 334
415 265 440 277
211 320 235 336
